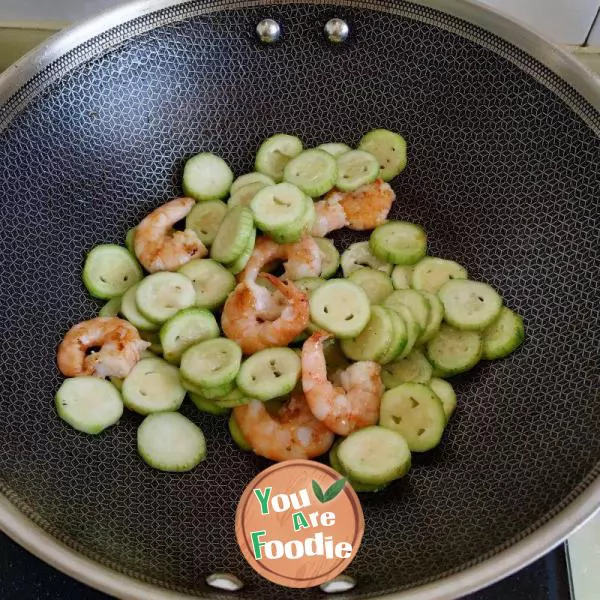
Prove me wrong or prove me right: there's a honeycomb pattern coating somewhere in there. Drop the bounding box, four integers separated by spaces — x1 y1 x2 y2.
1 1 599 598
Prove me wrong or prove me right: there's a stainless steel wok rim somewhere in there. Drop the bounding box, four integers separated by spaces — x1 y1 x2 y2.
0 0 599 598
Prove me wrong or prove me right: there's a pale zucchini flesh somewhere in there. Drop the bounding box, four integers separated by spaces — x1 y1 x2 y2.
341 241 392 277
178 258 235 310
137 412 207 471
381 349 433 389
309 279 371 339
236 348 301 401
340 305 394 362
338 426 411 485
56 376 123 435
135 272 196 324
379 383 446 452
439 280 502 331
122 358 186 415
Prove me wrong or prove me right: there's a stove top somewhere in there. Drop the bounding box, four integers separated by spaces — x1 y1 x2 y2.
0 532 571 600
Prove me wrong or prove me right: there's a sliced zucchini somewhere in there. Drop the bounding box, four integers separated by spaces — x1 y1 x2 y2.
180 338 242 388
369 222 427 265
419 291 444 343
310 279 371 338
125 227 136 254
411 257 468 293
381 349 433 389
341 241 393 277
429 378 457 421
268 194 316 244
384 303 420 359
135 272 196 324
229 413 252 450
294 277 326 295
140 330 163 354
231 172 275 194
185 199 228 246
137 412 206 472
82 244 142 299
335 150 380 192
482 307 525 360
358 129 407 181
122 358 186 415
314 237 340 279
178 258 235 310
379 383 445 452
438 280 502 331
99 296 122 318
318 143 351 158
215 388 251 408
337 426 411 485
378 307 408 364
323 338 351 377
182 152 233 201
383 290 430 335
120 283 160 332
255 134 303 182
266 193 316 244
109 376 123 391
236 348 301 401
228 181 269 210
55 376 123 435
159 308 219 365
426 324 483 376
329 440 387 492
348 267 393 305
250 183 306 238
283 149 337 197
391 265 413 290
210 206 254 265
194 380 237 400
228 227 257 275
189 392 231 416
340 305 394 362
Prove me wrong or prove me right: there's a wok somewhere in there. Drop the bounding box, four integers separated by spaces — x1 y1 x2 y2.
0 1 599 598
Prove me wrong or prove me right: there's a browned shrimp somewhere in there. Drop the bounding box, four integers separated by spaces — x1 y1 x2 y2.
239 235 321 282
232 390 334 461
57 317 149 378
310 197 348 237
302 330 384 435
221 273 309 354
326 179 396 231
134 197 207 272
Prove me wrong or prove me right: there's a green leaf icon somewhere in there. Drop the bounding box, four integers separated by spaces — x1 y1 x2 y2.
312 480 325 503
323 477 347 502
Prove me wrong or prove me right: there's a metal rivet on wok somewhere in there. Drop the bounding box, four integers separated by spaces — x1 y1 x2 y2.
256 19 282 43
324 18 350 43
206 572 244 591
319 574 357 593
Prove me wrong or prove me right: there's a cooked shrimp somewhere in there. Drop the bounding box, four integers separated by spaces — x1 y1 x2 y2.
57 317 149 378
311 197 348 237
239 235 321 282
286 236 322 279
134 197 207 272
222 273 309 354
302 330 384 435
247 279 288 321
327 179 395 231
233 390 334 461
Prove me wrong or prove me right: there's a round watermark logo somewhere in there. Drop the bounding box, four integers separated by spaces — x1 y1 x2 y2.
235 459 364 588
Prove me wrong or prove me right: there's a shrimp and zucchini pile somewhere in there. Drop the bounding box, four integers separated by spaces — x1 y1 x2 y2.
55 130 524 490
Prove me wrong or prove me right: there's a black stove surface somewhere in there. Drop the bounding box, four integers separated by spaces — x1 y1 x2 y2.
0 532 571 599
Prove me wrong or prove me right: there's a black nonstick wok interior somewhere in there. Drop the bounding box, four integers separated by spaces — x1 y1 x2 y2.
0 1 599 598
